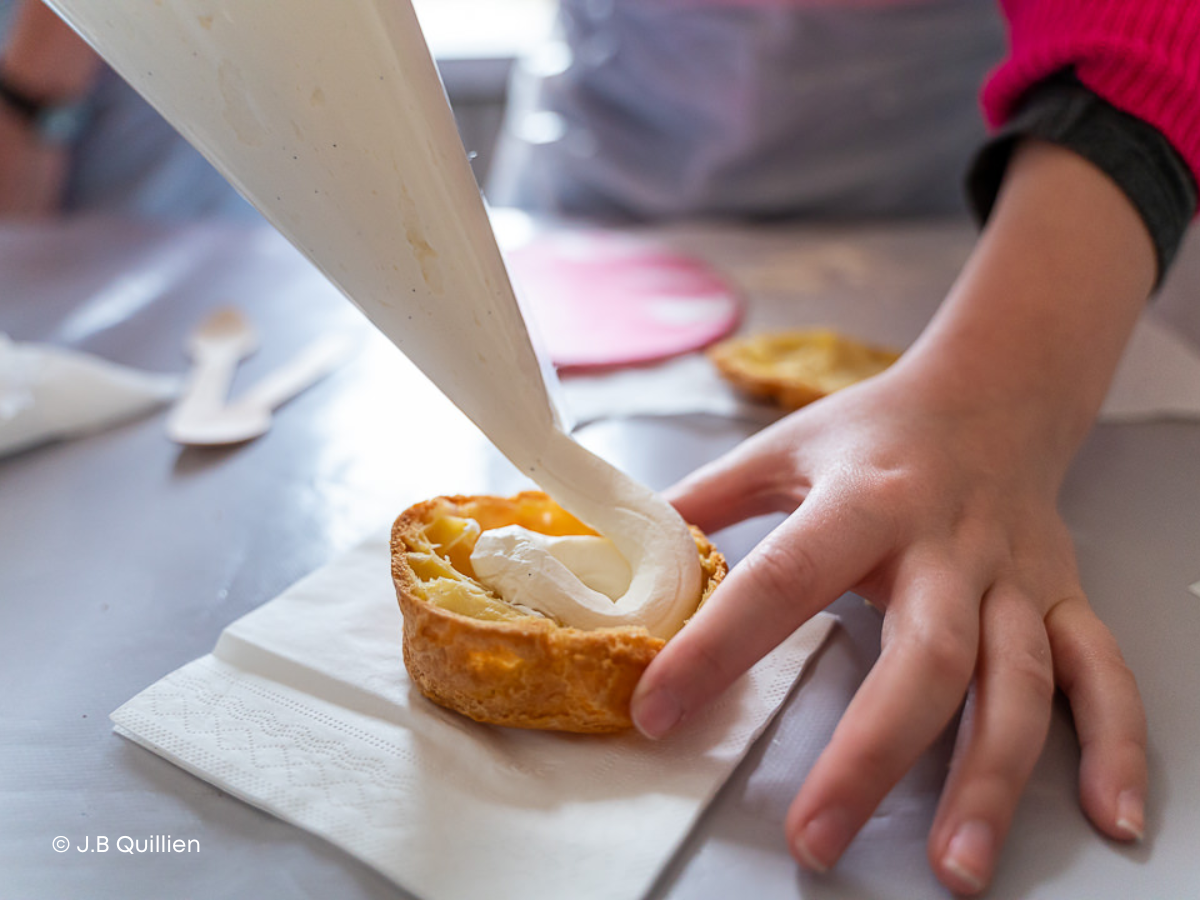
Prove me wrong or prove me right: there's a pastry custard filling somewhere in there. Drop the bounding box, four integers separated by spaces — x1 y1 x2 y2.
403 494 709 640
405 514 525 622
403 497 614 622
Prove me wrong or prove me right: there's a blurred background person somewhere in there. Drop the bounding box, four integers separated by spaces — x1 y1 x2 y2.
0 0 254 219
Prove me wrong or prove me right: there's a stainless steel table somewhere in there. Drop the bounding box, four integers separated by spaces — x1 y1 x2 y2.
2 215 1198 898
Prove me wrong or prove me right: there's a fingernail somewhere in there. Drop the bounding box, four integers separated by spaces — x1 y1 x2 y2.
632 689 680 739
942 820 993 894
793 807 853 873
1115 789 1145 842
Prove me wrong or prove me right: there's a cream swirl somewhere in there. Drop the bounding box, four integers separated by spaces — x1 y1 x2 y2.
471 432 702 639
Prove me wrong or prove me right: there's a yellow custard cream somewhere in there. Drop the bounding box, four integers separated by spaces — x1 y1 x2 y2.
46 0 701 638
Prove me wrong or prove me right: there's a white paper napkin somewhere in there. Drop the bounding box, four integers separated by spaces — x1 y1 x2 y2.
0 333 180 458
560 313 1200 428
562 353 779 429
1099 313 1200 421
112 530 836 900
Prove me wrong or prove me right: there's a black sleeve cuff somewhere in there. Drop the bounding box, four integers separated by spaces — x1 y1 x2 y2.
966 70 1197 288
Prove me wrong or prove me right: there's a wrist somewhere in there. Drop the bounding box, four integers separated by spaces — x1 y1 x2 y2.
901 140 1153 469
887 350 1086 492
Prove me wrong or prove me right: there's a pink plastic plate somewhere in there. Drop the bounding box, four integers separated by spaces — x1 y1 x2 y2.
505 231 742 371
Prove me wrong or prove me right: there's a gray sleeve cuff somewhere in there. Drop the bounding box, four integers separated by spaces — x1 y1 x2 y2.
966 71 1197 289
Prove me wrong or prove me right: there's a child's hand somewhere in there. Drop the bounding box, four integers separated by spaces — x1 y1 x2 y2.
634 366 1145 893
633 140 1154 894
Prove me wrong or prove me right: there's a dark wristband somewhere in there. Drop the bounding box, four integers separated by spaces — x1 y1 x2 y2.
966 70 1197 288
0 65 88 145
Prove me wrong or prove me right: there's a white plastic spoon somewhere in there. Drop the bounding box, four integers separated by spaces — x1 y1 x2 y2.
167 310 354 446
166 306 258 445
192 334 354 445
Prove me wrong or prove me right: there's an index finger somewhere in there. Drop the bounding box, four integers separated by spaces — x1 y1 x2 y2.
631 489 893 738
664 438 804 534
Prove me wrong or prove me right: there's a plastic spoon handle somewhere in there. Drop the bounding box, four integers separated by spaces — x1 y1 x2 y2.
233 335 355 413
167 307 257 444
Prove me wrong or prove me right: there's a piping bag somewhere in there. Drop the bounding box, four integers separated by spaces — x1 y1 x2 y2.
43 0 701 636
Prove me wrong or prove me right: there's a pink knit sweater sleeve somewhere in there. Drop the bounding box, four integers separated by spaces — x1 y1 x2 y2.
983 0 1200 182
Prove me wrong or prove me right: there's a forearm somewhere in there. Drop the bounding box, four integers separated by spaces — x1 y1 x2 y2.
897 139 1155 479
0 0 100 216
1 1 98 98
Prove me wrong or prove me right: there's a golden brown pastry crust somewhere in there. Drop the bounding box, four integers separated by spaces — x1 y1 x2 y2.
391 491 725 733
709 328 901 410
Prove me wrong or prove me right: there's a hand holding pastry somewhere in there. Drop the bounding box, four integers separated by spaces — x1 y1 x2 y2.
391 491 726 733
632 141 1152 894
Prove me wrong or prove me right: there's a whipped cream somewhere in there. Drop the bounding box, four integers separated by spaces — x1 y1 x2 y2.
48 0 702 638
472 527 631 607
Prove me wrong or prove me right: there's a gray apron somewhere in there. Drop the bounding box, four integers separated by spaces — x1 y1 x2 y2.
488 0 1007 220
